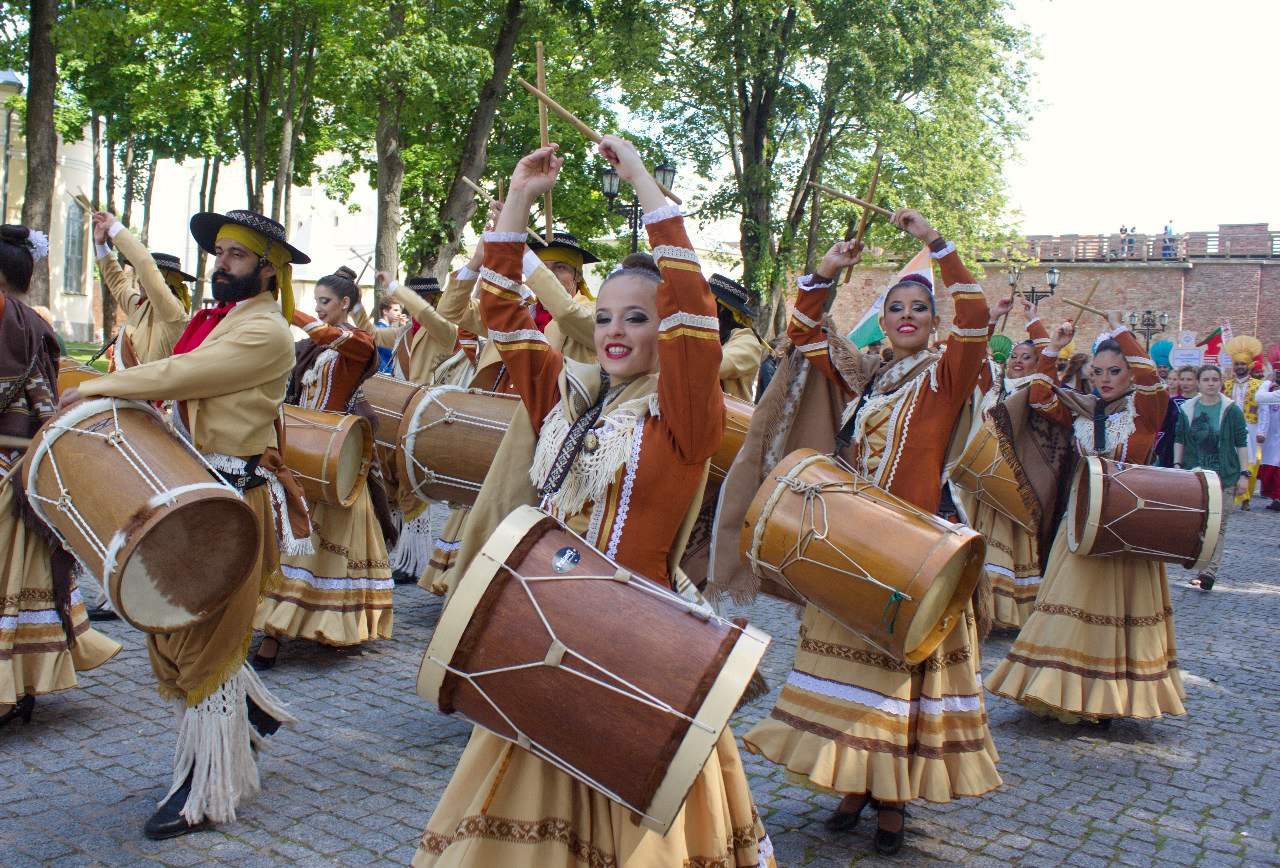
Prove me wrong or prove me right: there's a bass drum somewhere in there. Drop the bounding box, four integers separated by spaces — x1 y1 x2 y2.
360 373 425 486
57 356 103 394
24 398 259 633
399 386 520 506
418 505 769 835
1067 456 1221 571
742 448 984 664
282 405 372 508
950 418 1036 531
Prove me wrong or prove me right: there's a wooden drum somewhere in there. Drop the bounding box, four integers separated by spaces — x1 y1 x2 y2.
57 356 103 394
399 386 520 506
361 373 425 483
741 448 984 664
282 405 372 508
417 505 770 834
950 419 1036 531
24 398 260 633
1067 456 1221 571
708 394 753 490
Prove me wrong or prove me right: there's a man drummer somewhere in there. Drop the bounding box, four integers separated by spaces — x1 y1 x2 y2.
64 209 309 839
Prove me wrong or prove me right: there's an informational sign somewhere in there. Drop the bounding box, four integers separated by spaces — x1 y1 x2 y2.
1177 330 1196 348
1170 347 1204 367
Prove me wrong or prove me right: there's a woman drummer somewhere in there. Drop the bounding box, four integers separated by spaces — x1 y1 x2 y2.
412 139 774 867
741 217 1001 855
964 300 1053 631
0 224 121 728
252 269 392 668
985 313 1185 724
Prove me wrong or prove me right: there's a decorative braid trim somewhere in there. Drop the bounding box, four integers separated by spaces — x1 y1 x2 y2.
482 231 528 243
658 311 718 333
491 327 549 345
641 204 682 225
479 266 518 290
652 243 700 265
605 414 646 558
1030 602 1174 628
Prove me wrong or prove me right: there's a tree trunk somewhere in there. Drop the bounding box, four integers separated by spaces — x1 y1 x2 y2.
90 115 101 211
804 165 821 273
194 155 220 309
374 2 407 299
20 0 57 306
270 20 303 222
140 154 158 245
105 117 117 214
120 137 136 229
429 0 524 275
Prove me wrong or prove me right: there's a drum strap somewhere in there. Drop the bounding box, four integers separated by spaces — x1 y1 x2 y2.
209 453 268 492
539 372 612 502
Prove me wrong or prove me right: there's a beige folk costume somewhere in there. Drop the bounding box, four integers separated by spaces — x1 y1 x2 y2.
985 326 1186 722
709 273 765 401
254 309 392 648
77 211 307 830
958 319 1063 631
712 242 1002 806
96 221 190 368
1 289 121 713
414 208 774 868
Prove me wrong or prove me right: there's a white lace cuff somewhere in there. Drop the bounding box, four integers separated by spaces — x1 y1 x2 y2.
797 273 835 293
522 249 544 279
107 220 125 240
482 231 528 243
95 243 111 260
456 265 480 281
928 240 956 259
642 204 682 225
1042 348 1060 358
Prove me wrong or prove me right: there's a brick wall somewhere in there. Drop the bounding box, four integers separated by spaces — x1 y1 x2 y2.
823 258 1278 355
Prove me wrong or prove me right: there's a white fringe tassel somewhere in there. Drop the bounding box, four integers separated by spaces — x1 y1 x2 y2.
390 512 435 577
166 665 296 825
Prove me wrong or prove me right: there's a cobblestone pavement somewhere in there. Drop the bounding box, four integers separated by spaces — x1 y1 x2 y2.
3 506 1278 867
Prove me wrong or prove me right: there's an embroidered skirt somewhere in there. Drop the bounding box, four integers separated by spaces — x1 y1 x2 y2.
968 500 1041 630
743 603 1001 804
984 527 1186 721
256 485 393 647
0 480 121 705
412 728 775 868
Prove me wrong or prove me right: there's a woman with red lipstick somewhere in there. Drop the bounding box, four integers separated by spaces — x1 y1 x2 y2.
986 314 1185 724
738 215 999 856
411 139 774 867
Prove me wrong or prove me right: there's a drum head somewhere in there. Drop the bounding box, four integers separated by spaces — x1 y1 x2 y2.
335 420 370 505
114 497 260 633
904 534 984 662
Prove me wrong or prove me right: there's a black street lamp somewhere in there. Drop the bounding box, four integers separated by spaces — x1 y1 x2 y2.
1127 309 1169 349
1008 264 1060 306
602 159 677 253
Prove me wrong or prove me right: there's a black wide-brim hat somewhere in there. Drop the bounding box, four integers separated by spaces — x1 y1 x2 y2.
709 273 757 320
152 252 195 282
406 276 442 296
190 210 311 265
526 229 600 265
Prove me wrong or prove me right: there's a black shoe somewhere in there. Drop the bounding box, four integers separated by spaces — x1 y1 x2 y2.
1190 573 1215 591
246 694 282 738
392 569 417 585
87 605 120 622
824 793 872 833
0 694 35 728
250 639 278 671
143 774 213 840
873 803 907 856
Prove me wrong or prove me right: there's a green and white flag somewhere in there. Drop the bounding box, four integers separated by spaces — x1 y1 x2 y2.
846 246 933 349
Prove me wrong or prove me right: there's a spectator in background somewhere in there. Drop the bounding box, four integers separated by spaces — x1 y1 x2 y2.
1153 365 1197 466
1258 367 1280 510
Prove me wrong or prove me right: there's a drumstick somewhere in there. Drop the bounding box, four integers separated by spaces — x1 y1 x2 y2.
515 76 683 205
535 41 553 246
842 147 884 286
0 434 31 449
806 182 895 219
1060 296 1106 318
73 189 95 214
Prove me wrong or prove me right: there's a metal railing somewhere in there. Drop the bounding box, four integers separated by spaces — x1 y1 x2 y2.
1017 231 1280 262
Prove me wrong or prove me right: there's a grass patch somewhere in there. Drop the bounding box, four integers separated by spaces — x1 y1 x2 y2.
65 341 110 372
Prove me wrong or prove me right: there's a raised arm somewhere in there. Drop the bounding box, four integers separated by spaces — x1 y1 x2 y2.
478 147 566 432
1106 315 1169 437
107 217 187 323
526 256 595 347
392 283 458 348
436 263 486 336
95 249 138 317
786 239 864 398
1029 319 1074 427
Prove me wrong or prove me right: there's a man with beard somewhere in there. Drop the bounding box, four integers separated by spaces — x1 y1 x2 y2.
65 210 310 839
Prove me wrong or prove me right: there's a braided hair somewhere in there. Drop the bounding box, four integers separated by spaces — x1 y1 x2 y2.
0 225 36 292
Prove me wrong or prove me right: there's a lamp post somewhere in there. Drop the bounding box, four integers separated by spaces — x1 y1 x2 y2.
1127 309 1169 349
1008 264 1059 306
601 158 676 253
0 70 24 222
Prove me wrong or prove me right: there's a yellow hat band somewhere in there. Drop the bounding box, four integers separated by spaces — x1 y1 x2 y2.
216 223 293 320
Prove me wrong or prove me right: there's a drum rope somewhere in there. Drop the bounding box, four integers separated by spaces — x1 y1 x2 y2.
1098 470 1206 557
